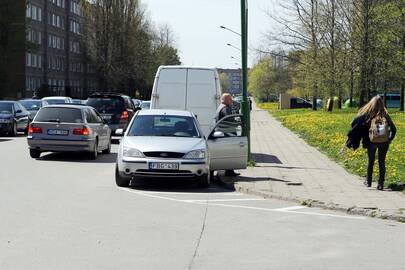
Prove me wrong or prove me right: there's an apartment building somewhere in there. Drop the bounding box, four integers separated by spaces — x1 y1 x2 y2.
217 68 242 95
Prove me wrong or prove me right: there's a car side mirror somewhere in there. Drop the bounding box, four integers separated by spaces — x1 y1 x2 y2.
115 129 124 136
212 131 225 138
15 109 22 114
135 107 142 111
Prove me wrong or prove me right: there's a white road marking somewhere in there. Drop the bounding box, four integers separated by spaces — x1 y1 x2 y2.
134 190 244 196
183 198 266 203
117 188 366 220
274 206 307 211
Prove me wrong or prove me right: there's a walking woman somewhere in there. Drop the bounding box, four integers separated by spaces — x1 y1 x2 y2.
352 96 397 190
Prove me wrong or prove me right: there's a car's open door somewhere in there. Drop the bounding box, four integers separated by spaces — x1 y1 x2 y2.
207 114 248 170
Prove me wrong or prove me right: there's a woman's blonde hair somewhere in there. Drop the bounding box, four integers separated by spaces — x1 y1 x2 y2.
358 95 388 120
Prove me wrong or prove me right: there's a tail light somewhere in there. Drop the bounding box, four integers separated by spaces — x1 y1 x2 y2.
120 110 129 121
28 124 42 134
73 127 90 136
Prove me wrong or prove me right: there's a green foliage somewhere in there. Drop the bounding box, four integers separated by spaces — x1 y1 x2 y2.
249 58 276 102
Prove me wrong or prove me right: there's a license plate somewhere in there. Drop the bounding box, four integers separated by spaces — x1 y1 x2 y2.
149 162 179 170
101 115 112 120
47 129 69 135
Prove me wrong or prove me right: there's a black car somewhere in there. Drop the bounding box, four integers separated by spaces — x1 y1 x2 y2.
86 93 138 135
290 97 313 109
0 101 31 136
19 99 49 119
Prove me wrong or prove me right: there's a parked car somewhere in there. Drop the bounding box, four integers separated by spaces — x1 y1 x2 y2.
150 66 221 135
86 93 137 136
42 96 73 105
19 99 49 119
140 101 151 110
27 105 112 159
115 109 248 188
0 101 31 136
290 97 312 109
384 93 401 108
72 99 86 105
132 99 142 107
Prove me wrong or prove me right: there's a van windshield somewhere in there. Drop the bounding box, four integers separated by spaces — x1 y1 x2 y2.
128 115 200 138
86 97 125 114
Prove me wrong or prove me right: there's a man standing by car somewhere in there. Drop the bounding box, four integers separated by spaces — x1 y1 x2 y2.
215 93 240 177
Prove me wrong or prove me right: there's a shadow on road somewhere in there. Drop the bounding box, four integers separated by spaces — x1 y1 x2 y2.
129 178 234 193
252 153 282 164
38 152 117 163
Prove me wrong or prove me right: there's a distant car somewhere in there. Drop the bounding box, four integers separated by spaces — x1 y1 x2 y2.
42 96 73 105
115 110 248 188
27 105 112 159
132 99 142 107
290 97 312 109
384 93 400 108
72 99 86 105
19 99 49 119
0 101 31 136
140 101 151 110
86 93 137 136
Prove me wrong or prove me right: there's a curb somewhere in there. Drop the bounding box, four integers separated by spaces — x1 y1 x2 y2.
217 176 405 223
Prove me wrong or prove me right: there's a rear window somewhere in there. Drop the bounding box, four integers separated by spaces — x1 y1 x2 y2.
20 100 42 111
86 97 125 114
0 103 13 114
35 107 84 123
45 99 67 105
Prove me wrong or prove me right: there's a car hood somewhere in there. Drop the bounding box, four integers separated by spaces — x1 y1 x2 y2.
0 113 13 119
123 136 206 153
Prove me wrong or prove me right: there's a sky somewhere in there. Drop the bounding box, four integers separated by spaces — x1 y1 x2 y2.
145 0 276 69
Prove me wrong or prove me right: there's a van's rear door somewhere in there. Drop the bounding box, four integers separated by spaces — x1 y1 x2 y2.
186 69 218 135
152 68 187 110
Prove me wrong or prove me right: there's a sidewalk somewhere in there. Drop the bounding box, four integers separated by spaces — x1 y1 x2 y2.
218 103 405 222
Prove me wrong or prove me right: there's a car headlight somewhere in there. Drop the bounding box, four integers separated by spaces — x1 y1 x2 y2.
123 146 144 158
183 149 205 159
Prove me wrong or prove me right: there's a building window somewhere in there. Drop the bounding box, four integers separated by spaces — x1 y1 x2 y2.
48 13 64 28
26 4 42 22
70 20 80 34
50 0 65 8
70 1 81 15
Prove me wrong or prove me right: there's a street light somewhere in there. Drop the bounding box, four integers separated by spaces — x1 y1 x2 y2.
219 25 241 37
231 56 240 61
227 43 241 51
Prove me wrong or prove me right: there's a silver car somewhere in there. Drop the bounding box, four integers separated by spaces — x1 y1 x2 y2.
27 105 112 159
115 109 248 188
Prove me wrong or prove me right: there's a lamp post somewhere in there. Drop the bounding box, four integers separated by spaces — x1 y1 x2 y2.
240 0 250 158
220 25 241 37
227 43 241 51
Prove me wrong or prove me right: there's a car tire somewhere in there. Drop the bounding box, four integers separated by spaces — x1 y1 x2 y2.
10 122 17 137
197 173 210 188
29 149 41 159
115 164 130 187
89 140 98 160
102 138 111 154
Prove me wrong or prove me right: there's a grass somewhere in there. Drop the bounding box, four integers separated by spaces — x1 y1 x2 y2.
258 102 405 191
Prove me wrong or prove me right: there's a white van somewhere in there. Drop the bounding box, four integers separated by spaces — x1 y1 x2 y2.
150 66 221 136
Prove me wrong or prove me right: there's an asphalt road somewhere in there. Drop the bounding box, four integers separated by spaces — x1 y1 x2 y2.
1 136 404 270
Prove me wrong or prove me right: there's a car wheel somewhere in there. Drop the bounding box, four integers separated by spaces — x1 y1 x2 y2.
115 164 130 187
102 138 111 154
89 140 98 160
10 122 17 137
29 149 41 159
197 173 210 188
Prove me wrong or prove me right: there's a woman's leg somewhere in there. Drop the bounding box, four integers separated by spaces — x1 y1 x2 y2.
377 143 389 189
366 144 377 186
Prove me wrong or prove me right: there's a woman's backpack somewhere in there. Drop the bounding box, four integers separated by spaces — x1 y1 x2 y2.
369 116 390 143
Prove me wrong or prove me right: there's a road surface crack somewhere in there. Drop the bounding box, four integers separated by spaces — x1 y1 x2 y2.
188 199 209 270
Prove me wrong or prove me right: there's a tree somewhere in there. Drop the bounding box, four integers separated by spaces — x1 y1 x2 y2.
249 58 277 102
219 73 231 93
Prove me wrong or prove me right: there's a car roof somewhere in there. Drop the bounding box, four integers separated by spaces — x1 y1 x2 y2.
42 96 70 100
0 100 16 103
138 109 194 117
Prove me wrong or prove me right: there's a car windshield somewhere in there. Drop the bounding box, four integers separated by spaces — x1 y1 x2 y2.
35 107 84 123
20 100 42 111
140 102 150 109
45 99 67 105
128 115 200 138
86 97 125 114
0 103 13 114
